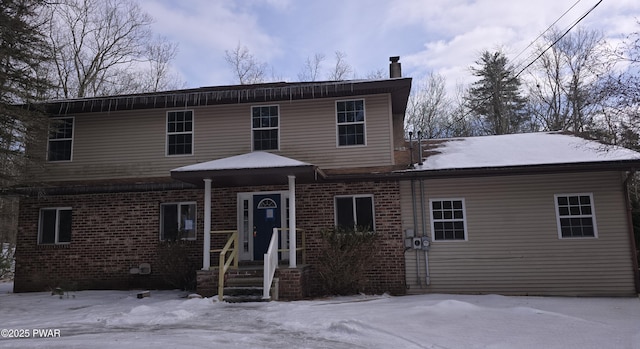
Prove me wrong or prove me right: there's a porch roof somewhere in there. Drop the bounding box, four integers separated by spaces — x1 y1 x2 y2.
170 151 321 187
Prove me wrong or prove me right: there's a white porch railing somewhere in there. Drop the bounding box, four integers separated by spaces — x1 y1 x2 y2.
263 227 279 300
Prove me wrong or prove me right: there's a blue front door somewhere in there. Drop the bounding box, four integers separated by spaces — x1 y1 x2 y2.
253 194 281 260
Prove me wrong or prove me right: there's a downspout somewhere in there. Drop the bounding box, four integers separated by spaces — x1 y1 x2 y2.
411 179 420 286
409 132 420 286
417 131 431 285
623 171 640 293
420 178 430 285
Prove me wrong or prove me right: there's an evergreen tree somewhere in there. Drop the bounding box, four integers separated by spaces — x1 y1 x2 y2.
467 50 528 135
0 0 52 243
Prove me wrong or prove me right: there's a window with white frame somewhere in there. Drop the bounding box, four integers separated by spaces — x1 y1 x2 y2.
430 199 467 241
336 100 365 146
252 105 279 151
47 117 74 161
166 110 193 155
160 202 196 240
335 195 374 230
38 208 72 244
555 194 597 238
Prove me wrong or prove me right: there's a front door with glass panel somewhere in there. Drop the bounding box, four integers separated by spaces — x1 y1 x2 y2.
238 192 285 261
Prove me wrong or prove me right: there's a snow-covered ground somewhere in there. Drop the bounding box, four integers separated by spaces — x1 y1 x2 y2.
0 281 638 349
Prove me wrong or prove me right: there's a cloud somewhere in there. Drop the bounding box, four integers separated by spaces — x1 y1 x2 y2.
137 0 640 90
141 0 283 85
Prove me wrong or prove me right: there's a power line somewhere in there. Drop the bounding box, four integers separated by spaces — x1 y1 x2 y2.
512 0 583 66
514 0 604 79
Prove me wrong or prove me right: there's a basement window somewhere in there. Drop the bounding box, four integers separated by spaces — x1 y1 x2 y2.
47 117 74 161
38 208 72 244
166 110 193 156
160 202 196 240
252 105 279 151
336 100 366 146
335 195 374 230
430 199 467 241
555 194 597 238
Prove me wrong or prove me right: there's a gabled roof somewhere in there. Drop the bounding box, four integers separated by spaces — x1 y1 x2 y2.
415 132 640 171
170 152 321 187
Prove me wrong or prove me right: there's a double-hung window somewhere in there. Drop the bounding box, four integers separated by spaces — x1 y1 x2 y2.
335 195 374 230
430 199 467 241
166 110 193 156
47 117 74 161
555 194 597 238
38 208 72 244
336 100 365 146
160 202 196 240
252 106 279 151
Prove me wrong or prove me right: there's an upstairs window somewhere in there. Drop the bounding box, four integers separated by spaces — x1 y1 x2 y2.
335 195 374 230
160 202 196 240
336 100 365 146
167 110 193 155
430 199 467 241
252 106 279 151
48 117 74 161
38 208 72 244
555 194 597 238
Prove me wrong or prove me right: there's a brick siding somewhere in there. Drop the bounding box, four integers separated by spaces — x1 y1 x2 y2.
15 180 406 296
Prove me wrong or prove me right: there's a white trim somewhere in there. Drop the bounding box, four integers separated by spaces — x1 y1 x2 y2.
335 99 367 148
334 194 375 230
251 104 280 151
257 198 278 209
429 198 468 242
165 109 194 157
288 175 297 268
237 190 289 261
203 179 212 270
554 193 598 239
159 201 197 241
237 193 253 261
46 117 74 162
38 207 72 245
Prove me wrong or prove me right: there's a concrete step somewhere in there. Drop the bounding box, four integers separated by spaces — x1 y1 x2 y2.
225 277 263 287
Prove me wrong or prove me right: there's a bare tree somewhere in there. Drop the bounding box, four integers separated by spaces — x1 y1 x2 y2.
224 43 267 85
598 19 640 150
327 51 352 80
526 27 611 135
405 72 453 138
362 68 386 80
298 53 325 81
43 0 181 98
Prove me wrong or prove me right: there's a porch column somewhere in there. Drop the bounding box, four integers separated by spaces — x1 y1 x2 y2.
288 175 297 268
203 178 212 270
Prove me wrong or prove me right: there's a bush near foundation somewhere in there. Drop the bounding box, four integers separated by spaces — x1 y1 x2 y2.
317 226 378 295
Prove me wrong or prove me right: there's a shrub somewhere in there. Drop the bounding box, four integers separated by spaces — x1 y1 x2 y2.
0 243 14 280
316 226 378 295
157 231 198 290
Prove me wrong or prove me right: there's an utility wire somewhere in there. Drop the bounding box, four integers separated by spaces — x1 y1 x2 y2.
512 0 583 66
514 0 604 79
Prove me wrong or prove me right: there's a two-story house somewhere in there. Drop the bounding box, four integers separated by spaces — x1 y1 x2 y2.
13 57 640 299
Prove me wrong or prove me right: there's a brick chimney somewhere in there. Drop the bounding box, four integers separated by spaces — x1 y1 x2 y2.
389 56 402 78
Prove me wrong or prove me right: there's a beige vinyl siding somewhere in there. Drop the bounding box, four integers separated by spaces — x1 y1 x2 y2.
401 171 636 296
36 94 394 182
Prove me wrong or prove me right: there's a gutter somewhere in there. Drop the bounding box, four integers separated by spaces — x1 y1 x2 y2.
623 170 640 293
322 160 640 183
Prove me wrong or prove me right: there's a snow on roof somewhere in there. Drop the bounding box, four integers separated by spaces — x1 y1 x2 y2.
416 132 640 171
171 151 312 172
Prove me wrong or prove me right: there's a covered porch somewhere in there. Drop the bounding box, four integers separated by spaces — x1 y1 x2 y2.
170 152 322 301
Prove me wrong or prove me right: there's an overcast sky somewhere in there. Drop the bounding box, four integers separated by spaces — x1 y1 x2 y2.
140 0 640 90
